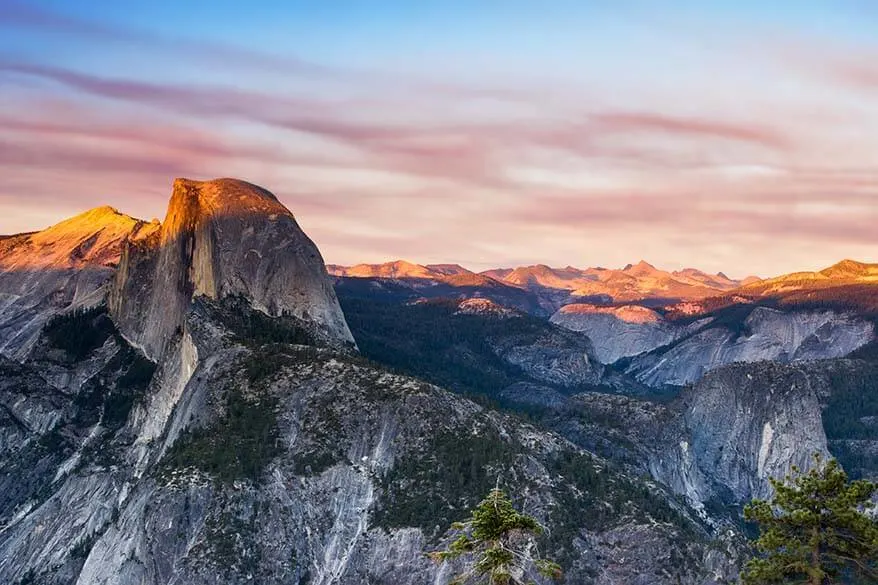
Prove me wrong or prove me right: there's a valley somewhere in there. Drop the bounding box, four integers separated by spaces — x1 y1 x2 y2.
0 178 875 584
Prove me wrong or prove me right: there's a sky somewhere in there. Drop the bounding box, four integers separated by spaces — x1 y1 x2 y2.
1 1 877 277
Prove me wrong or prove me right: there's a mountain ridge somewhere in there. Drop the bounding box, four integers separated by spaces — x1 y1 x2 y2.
330 259 752 303
330 257 878 305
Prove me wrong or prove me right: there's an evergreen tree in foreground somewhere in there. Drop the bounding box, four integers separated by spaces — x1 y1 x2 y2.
742 454 878 584
429 488 562 585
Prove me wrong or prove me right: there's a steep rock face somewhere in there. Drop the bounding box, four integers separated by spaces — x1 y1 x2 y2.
0 184 738 583
651 362 830 508
109 178 353 359
550 304 708 363
0 207 158 359
627 307 873 387
553 304 873 381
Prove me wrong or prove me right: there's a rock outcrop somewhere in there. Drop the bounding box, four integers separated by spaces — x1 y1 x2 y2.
108 178 353 360
0 178 742 584
626 307 873 387
553 303 873 384
651 362 831 509
550 303 708 363
0 291 730 585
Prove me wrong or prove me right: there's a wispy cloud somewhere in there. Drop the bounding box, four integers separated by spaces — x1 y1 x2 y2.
1 2 877 274
504 186 878 245
0 59 797 190
592 112 791 149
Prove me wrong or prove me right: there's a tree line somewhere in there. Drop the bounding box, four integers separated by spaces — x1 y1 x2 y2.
432 454 877 584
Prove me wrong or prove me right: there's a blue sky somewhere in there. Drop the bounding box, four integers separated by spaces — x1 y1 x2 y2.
1 0 877 276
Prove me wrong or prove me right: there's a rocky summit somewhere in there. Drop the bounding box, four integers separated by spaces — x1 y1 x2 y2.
0 177 876 585
0 207 159 361
109 178 353 360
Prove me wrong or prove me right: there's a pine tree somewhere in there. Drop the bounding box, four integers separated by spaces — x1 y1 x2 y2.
742 454 878 584
429 488 562 585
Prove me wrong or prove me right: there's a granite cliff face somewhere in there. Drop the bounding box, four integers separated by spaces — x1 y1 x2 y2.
550 303 707 363
2 177 876 584
62 305 724 585
108 178 353 359
626 307 873 387
0 313 727 585
553 302 874 388
648 357 878 515
650 362 831 511
0 207 158 360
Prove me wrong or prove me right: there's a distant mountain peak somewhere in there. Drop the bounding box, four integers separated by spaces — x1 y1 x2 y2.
740 258 877 298
336 258 745 302
329 260 436 279
621 260 663 279
425 263 474 277
0 205 158 271
820 258 877 279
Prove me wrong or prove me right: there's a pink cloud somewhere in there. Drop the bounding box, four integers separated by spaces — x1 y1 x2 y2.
2 27 876 276
503 185 878 245
592 112 791 149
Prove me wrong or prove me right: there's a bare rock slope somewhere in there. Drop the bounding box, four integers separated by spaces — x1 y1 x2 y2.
0 207 158 359
553 302 874 387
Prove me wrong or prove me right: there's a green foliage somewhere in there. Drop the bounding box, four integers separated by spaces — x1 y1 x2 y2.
774 284 878 318
241 347 296 384
742 454 878 584
376 429 698 570
373 429 521 537
14 569 37 585
339 297 556 399
821 362 878 478
822 363 878 441
72 343 156 432
545 451 699 567
116 352 157 390
292 450 339 476
70 533 96 559
37 427 72 455
213 295 316 347
43 306 155 435
163 386 281 484
200 496 265 576
44 306 115 360
430 488 562 585
104 348 156 429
